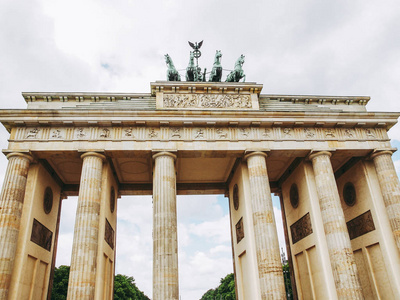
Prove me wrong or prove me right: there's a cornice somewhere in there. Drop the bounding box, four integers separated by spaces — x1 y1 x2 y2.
0 109 397 132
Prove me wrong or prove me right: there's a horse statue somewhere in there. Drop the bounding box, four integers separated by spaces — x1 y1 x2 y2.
209 50 223 82
165 54 181 81
226 54 246 82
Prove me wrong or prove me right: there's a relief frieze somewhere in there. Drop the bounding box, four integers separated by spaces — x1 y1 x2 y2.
236 217 244 243
346 210 375 240
290 212 313 244
16 126 387 142
31 218 53 252
163 94 252 109
104 218 115 249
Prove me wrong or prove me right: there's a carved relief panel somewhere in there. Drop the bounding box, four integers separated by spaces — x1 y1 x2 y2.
14 126 388 144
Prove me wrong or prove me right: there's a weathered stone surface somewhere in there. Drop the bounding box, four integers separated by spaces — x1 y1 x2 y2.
245 152 286 300
309 151 363 299
371 150 400 251
0 152 32 299
67 152 105 300
153 152 179 300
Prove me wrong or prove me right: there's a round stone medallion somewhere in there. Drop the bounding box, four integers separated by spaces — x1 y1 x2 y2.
343 182 356 206
290 183 299 208
43 187 53 214
110 186 116 213
233 184 239 210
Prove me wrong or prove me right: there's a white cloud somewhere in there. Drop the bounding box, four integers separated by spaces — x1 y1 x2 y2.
187 215 231 244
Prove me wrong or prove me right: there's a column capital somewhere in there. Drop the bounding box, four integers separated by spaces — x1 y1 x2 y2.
369 149 396 160
5 151 34 163
244 151 268 161
308 150 333 161
80 151 106 161
152 151 177 161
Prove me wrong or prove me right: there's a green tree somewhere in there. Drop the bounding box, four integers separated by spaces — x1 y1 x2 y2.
50 266 150 300
283 263 293 299
200 273 236 300
114 274 150 300
51 265 70 300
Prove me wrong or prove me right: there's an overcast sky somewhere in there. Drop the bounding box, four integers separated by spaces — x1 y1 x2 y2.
1 0 400 299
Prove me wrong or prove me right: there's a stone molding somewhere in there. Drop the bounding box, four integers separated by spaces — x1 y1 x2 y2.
308 150 333 161
369 149 395 160
80 151 106 161
13 125 389 143
5 152 34 162
244 151 268 161
152 151 177 161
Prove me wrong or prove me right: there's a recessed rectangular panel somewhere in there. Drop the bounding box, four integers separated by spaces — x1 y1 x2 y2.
104 218 115 250
290 213 313 244
347 210 375 240
31 219 53 252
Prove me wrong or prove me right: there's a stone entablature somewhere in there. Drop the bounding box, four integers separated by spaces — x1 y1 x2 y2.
11 125 390 143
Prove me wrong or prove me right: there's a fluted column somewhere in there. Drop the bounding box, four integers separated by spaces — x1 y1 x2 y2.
152 152 179 300
0 152 33 299
67 152 105 300
309 151 363 299
370 150 400 251
244 152 286 300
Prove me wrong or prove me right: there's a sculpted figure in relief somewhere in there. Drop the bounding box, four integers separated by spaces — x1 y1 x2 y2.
77 128 86 139
262 128 271 137
344 129 355 138
304 128 315 138
100 128 110 138
194 129 205 139
148 128 158 138
240 128 249 137
26 128 39 138
325 129 335 137
164 94 251 109
283 128 292 136
171 128 181 138
365 129 375 138
51 129 62 139
216 128 227 139
77 128 86 138
124 128 134 137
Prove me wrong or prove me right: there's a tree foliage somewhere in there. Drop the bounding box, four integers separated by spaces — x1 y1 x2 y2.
283 262 293 299
114 274 150 300
51 265 70 300
200 273 236 300
50 266 149 300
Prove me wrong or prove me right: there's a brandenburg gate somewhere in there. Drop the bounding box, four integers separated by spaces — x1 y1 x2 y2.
0 80 400 299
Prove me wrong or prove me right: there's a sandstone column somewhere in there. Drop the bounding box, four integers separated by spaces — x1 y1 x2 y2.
370 150 400 251
152 152 179 300
309 151 363 299
244 152 286 300
0 152 33 299
67 152 105 300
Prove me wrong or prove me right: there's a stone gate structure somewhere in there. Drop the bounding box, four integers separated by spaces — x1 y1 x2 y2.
0 81 400 299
